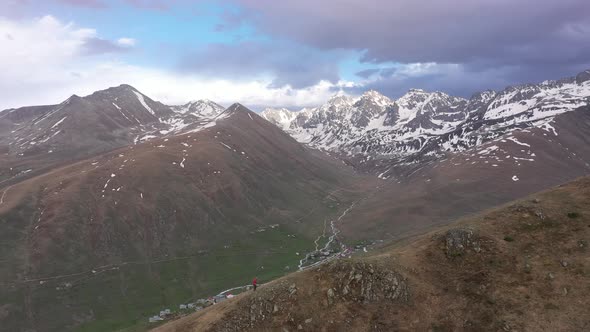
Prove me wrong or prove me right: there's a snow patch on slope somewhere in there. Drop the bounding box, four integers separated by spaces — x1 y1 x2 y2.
133 91 155 115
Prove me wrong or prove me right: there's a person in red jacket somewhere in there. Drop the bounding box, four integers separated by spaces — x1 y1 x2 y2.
252 277 258 291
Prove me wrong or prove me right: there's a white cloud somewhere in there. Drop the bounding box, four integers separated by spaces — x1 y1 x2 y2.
117 37 136 47
0 15 94 77
18 60 351 109
0 15 352 110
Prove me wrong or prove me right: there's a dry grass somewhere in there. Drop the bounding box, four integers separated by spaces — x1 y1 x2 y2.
155 176 590 331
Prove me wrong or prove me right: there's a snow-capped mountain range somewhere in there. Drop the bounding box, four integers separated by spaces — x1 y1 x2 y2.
261 70 590 170
2 69 589 182
1 70 590 332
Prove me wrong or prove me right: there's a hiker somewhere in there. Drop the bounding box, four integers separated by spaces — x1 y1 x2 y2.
252 277 257 291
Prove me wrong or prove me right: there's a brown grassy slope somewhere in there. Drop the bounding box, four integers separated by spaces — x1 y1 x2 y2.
0 104 365 277
0 105 372 332
337 107 590 244
153 176 590 332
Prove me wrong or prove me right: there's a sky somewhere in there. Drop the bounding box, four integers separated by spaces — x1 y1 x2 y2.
1 0 590 110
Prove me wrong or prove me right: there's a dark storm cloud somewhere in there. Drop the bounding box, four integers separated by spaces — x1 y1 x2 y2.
346 63 590 100
225 0 590 66
217 0 590 96
379 67 396 78
178 41 341 89
347 66 512 99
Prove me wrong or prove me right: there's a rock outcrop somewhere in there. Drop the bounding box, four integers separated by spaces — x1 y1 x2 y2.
443 228 481 257
211 260 410 331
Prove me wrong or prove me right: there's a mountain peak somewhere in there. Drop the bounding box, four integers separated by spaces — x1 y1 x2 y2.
397 89 435 104
362 90 385 98
87 84 143 100
260 107 297 129
358 90 392 107
470 90 497 103
575 69 590 84
117 83 138 91
327 94 354 107
261 107 292 114
173 99 225 118
186 99 223 109
228 102 244 108
398 88 457 102
227 103 251 113
189 98 212 104
62 94 83 105
407 88 425 93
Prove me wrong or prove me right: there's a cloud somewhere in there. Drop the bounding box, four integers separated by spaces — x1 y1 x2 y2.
218 0 590 96
124 0 173 11
0 15 92 72
56 0 107 8
80 37 134 55
346 62 590 99
117 37 137 47
136 76 352 110
224 0 590 65
178 41 342 89
347 64 501 98
0 59 349 110
355 68 380 79
0 15 134 67
0 14 350 110
0 15 133 108
3 3 589 112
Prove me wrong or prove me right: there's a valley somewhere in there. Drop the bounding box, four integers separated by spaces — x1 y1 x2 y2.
0 70 589 332
3 1 590 330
